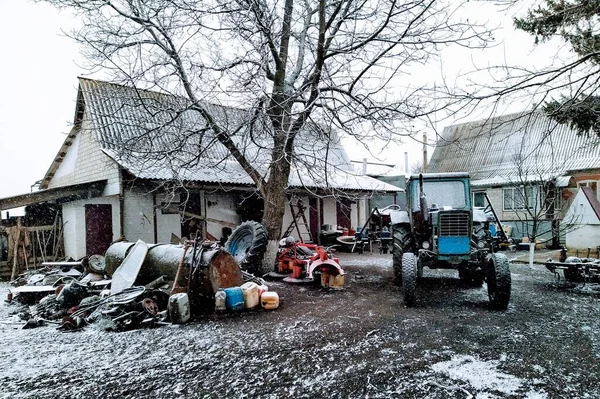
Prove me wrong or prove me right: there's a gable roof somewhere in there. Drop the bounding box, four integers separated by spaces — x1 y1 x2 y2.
564 186 600 225
42 78 401 193
582 187 600 222
428 111 600 186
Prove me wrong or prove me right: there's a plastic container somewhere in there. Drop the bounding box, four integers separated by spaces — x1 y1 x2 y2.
258 284 269 297
261 291 279 310
224 287 244 311
241 282 259 309
329 274 345 289
214 289 227 312
168 293 191 324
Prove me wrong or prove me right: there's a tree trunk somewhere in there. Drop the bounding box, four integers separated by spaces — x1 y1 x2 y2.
529 239 535 268
259 157 291 273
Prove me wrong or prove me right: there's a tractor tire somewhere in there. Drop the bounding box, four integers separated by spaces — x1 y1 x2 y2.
486 253 511 310
402 252 417 307
392 224 414 286
393 251 403 285
225 221 269 275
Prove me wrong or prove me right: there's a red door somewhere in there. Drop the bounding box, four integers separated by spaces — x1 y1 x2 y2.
336 198 353 230
85 204 113 256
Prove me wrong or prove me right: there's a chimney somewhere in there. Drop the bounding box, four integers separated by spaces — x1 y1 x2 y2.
362 158 367 175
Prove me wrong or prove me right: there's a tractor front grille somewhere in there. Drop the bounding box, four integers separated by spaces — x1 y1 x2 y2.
439 212 470 237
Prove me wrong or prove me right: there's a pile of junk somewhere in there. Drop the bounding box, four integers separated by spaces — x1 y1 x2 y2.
4 221 279 332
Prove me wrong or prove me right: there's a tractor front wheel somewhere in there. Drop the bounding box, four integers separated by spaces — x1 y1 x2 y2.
487 253 511 310
402 252 417 307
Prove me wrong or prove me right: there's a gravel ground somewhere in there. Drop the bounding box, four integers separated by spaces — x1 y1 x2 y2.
1 251 599 398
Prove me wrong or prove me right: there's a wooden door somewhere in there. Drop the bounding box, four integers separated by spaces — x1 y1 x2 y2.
336 198 353 230
85 204 113 256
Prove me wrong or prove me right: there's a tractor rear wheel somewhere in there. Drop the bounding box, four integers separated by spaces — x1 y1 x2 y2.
402 252 417 307
225 221 269 275
487 253 511 310
392 224 414 286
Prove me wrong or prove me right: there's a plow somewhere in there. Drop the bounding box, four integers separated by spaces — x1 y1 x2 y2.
270 237 345 288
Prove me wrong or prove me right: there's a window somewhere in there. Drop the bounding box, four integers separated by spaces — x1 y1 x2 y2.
503 186 536 211
473 192 486 208
410 180 467 211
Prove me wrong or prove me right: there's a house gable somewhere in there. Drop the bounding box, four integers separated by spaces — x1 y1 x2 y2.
564 187 600 225
41 84 121 196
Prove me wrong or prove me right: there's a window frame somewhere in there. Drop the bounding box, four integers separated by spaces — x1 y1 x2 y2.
503 185 536 211
473 191 486 208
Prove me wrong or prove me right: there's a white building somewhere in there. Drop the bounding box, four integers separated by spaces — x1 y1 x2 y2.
564 187 600 252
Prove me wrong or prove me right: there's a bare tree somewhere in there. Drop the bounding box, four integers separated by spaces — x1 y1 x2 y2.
43 0 495 265
504 127 582 267
447 0 600 136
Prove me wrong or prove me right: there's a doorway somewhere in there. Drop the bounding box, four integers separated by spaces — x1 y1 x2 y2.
85 204 113 256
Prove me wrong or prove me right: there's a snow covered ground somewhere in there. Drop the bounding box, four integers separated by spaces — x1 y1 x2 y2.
0 252 599 398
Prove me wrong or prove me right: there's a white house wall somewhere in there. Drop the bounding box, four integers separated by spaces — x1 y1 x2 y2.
48 116 121 196
61 196 120 259
564 189 600 225
350 201 359 230
205 193 240 240
155 192 182 243
566 225 600 251
322 198 337 228
123 188 155 243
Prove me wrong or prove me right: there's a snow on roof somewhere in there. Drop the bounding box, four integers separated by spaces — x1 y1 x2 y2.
428 111 600 183
65 78 399 193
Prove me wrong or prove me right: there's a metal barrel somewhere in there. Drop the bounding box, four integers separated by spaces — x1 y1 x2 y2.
104 242 243 295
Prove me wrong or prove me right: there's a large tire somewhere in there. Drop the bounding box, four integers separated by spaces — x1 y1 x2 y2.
487 253 511 310
393 251 403 285
392 224 414 286
402 252 417 307
224 221 269 275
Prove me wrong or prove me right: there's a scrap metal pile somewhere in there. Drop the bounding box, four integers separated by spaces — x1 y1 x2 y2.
5 222 279 332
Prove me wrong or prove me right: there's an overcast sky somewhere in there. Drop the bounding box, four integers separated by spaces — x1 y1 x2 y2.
0 0 551 217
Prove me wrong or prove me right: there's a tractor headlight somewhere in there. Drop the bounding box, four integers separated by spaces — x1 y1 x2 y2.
422 241 430 249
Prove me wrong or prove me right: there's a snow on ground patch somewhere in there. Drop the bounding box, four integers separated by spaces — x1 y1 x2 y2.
430 354 546 398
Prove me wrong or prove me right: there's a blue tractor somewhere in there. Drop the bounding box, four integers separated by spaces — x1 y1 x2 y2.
392 173 511 309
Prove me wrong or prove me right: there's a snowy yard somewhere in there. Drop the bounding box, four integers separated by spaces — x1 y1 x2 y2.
1 252 599 398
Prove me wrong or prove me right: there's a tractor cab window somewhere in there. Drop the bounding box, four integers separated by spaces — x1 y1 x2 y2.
411 180 467 211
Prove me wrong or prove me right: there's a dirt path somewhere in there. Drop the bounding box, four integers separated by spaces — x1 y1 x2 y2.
1 252 599 398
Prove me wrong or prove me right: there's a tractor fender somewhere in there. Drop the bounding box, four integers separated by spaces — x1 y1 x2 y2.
307 259 345 279
390 210 410 224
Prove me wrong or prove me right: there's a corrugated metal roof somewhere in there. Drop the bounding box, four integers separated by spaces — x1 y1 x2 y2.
78 78 399 193
429 111 600 185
